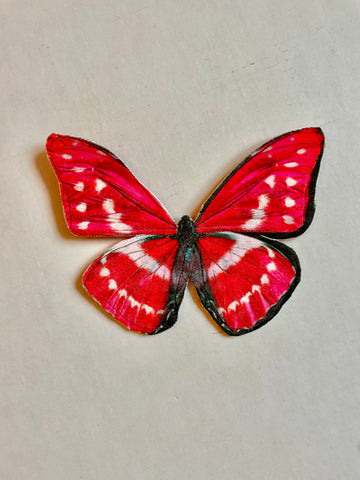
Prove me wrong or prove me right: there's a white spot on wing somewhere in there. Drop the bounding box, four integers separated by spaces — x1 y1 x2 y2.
265 175 275 188
286 177 297 187
261 274 269 284
258 194 269 209
128 296 140 311
73 167 85 172
285 197 295 207
108 279 117 289
76 202 87 212
142 304 155 315
284 162 298 168
297 148 306 155
228 301 239 312
283 215 295 224
241 218 263 230
62 154 72 160
100 267 110 276
102 199 132 234
95 179 107 192
266 247 275 258
240 292 251 304
74 182 84 191
78 221 89 230
267 262 277 272
111 217 132 233
103 199 115 214
242 194 269 231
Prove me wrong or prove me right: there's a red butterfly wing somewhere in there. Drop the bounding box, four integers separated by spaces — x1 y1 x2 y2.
195 128 324 237
46 134 176 236
193 233 300 335
83 235 181 334
47 129 323 336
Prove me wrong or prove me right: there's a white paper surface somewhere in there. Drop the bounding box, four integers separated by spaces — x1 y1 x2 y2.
1 1 359 479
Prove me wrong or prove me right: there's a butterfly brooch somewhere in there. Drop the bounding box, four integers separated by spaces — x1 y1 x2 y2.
46 127 324 335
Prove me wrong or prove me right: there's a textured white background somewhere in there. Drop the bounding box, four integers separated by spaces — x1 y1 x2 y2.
1 1 359 479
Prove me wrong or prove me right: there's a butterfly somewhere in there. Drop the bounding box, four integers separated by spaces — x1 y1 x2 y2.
46 127 324 335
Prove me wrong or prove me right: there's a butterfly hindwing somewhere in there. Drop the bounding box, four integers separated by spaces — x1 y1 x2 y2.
46 134 176 237
195 127 324 237
82 235 187 334
193 233 300 335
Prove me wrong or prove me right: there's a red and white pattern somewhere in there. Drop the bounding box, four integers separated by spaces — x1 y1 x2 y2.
197 233 298 332
195 128 323 235
47 128 324 335
83 236 178 333
47 134 176 237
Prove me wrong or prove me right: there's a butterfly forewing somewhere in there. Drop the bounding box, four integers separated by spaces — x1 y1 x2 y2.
195 128 324 237
46 134 176 237
194 233 300 335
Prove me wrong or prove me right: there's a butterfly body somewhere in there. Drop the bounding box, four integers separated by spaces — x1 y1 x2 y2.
150 215 200 334
46 128 324 336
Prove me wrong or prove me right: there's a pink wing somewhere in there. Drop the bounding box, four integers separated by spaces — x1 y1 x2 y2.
46 134 176 236
83 235 180 334
195 128 324 237
194 233 300 335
